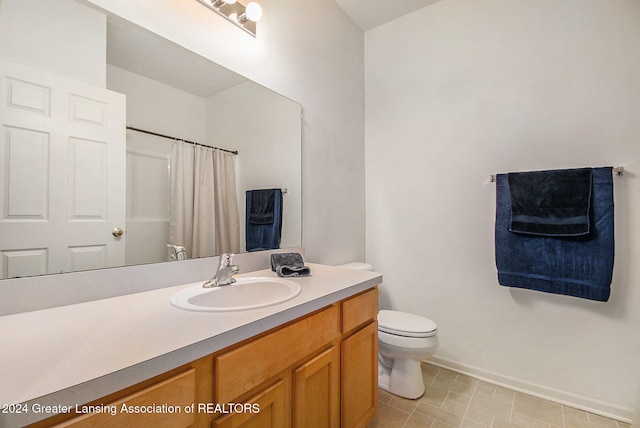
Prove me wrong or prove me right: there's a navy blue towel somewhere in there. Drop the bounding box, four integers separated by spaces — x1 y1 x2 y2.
508 168 593 236
248 189 276 225
495 167 614 302
246 189 283 252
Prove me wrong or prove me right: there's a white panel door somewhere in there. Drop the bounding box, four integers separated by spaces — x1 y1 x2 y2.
0 59 126 278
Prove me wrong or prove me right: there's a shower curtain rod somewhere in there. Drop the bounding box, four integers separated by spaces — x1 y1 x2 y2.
126 125 239 155
489 166 623 183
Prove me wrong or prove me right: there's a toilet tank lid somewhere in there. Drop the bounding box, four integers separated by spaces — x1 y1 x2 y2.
378 310 437 335
336 262 374 271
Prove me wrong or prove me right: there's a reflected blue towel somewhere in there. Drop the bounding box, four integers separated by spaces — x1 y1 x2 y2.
246 189 283 252
248 189 276 225
495 167 614 302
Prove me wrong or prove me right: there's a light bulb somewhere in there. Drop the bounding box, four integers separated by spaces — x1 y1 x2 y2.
245 2 263 22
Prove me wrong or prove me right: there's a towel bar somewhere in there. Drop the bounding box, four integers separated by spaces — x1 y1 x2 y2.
490 166 623 183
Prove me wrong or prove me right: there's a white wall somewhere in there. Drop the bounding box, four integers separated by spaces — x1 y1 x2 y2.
0 0 106 86
206 82 302 252
366 0 640 419
107 65 208 143
85 0 366 265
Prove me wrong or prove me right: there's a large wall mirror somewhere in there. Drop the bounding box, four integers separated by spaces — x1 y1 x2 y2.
0 0 302 280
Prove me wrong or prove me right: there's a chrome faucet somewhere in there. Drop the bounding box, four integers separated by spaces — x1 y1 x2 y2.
167 244 187 261
203 253 239 288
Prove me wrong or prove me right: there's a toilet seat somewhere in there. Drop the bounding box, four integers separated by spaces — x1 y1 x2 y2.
378 310 437 338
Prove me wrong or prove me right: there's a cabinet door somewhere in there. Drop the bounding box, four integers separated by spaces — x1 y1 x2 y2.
214 379 289 428
293 346 340 428
341 322 378 428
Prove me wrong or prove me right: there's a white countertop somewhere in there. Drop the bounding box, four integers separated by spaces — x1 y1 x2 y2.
0 263 380 425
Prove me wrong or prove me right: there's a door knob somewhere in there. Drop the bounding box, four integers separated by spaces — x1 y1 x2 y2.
112 227 124 237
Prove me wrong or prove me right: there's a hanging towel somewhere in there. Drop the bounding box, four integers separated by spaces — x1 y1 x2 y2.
246 188 283 252
270 253 311 277
248 189 276 225
495 167 614 302
508 168 593 236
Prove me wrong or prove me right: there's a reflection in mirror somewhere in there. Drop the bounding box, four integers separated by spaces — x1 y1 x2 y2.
0 0 301 279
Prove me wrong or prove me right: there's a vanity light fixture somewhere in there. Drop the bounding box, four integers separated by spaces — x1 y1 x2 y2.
212 0 237 6
238 2 263 23
197 0 263 37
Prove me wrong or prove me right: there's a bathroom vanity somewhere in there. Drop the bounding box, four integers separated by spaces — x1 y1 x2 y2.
0 264 380 428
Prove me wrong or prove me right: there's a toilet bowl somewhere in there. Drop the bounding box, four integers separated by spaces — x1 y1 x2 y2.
377 310 438 399
336 262 439 400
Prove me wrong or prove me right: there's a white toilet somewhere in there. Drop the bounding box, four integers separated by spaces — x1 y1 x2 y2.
337 262 439 400
377 310 438 399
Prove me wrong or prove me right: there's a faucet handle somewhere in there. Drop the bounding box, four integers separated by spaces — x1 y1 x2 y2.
219 253 235 268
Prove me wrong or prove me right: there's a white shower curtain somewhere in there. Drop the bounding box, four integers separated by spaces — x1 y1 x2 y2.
169 141 240 258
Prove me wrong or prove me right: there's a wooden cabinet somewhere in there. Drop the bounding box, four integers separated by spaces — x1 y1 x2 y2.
214 380 289 428
340 288 379 428
293 346 340 428
50 369 198 428
341 322 378 428
33 287 378 428
342 287 378 335
215 305 340 404
214 305 341 428
212 289 378 428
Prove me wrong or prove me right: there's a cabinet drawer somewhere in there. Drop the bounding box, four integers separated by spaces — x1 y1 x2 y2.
342 288 378 334
55 369 196 428
216 305 340 403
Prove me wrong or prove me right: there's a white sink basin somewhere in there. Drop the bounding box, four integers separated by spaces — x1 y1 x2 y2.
170 277 301 312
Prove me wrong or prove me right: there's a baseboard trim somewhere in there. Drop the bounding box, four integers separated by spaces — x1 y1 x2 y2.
426 355 633 424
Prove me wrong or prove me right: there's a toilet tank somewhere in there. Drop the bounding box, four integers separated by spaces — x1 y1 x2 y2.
336 262 374 271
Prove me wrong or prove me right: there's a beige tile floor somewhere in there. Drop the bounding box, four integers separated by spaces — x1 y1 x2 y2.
370 363 630 428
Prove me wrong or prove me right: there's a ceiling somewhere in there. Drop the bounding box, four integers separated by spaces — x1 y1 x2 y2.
334 0 444 31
